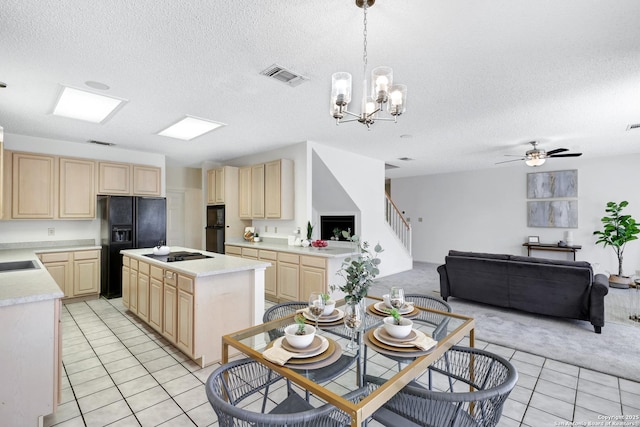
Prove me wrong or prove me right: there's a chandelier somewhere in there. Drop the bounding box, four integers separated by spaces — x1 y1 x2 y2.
330 0 407 129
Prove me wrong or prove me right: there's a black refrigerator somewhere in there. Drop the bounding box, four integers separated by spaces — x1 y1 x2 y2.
205 205 225 254
98 196 167 298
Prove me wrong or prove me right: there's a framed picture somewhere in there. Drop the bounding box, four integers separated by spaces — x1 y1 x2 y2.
527 200 578 228
527 170 578 199
528 236 540 244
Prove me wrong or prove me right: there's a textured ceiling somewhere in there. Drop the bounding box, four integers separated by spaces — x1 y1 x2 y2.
1 0 640 178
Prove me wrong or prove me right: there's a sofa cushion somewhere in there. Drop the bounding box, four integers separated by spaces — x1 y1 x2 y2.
448 250 510 260
445 256 510 307
509 255 592 270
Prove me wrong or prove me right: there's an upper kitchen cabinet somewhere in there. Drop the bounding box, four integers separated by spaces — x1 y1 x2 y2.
98 162 130 194
264 159 293 219
132 165 162 196
238 166 252 219
250 163 265 218
207 166 238 205
12 152 56 219
59 157 96 219
98 161 161 196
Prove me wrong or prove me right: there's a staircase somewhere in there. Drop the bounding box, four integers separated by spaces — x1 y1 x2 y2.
385 193 411 255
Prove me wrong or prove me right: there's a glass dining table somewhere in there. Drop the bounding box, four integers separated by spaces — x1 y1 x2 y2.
221 296 475 427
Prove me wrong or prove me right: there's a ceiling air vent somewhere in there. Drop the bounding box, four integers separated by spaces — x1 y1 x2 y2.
385 163 399 170
260 64 308 87
88 139 115 146
627 123 640 131
397 157 414 161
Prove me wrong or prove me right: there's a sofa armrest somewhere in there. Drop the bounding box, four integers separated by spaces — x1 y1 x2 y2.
437 264 450 300
589 274 609 333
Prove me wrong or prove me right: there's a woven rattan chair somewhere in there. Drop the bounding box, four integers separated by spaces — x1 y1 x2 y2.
262 301 357 385
206 358 366 427
366 346 518 427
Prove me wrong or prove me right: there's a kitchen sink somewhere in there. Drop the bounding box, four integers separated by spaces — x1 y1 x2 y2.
0 260 40 272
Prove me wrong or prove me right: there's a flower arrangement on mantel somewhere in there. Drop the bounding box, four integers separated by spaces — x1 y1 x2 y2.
331 236 383 305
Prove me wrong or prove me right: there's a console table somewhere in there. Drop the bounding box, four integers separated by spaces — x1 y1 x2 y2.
523 243 582 260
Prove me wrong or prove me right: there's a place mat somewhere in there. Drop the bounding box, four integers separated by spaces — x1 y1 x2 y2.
302 308 345 323
364 329 436 357
374 301 414 315
281 335 323 354
289 340 342 370
374 327 418 347
367 304 420 319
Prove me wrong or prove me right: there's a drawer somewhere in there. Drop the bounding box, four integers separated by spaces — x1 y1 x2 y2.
242 248 258 258
258 250 277 261
225 245 242 256
150 265 163 280
123 256 130 267
278 252 299 264
301 255 326 269
40 252 70 263
164 269 177 286
138 261 150 275
73 250 99 260
178 275 194 293
130 258 138 271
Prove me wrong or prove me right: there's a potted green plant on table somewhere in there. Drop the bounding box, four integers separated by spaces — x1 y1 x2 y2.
383 308 413 338
593 200 640 288
331 236 383 306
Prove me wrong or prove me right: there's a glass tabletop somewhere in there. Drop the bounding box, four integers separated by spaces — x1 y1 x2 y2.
221 296 475 426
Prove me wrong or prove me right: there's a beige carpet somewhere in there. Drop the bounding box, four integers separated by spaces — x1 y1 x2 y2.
371 262 640 382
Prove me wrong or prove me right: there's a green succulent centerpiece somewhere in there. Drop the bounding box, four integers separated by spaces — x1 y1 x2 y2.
331 236 383 305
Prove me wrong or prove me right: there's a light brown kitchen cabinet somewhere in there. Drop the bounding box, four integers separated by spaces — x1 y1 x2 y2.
207 166 235 205
225 245 242 257
133 165 162 196
148 265 164 333
136 261 150 322
122 265 130 308
163 270 178 343
300 256 327 298
98 162 130 194
277 252 300 301
264 159 294 219
59 157 96 219
40 249 100 299
129 259 138 312
176 275 194 356
238 166 252 219
12 152 56 219
251 164 265 218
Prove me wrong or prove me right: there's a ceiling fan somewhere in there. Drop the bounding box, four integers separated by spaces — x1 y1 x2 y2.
496 141 583 167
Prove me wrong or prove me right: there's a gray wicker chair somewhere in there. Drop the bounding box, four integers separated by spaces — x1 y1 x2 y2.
404 294 452 341
366 346 518 427
262 301 358 384
206 358 367 427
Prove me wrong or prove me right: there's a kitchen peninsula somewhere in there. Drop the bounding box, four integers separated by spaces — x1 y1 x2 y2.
120 247 269 367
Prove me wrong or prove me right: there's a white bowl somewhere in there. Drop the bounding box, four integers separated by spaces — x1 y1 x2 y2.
284 324 316 349
153 246 170 255
322 300 336 316
383 317 413 339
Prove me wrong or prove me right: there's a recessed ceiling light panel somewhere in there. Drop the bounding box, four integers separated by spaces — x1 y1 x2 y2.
158 116 226 141
53 86 126 123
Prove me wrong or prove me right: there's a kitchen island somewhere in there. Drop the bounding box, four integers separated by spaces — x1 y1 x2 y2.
121 247 269 367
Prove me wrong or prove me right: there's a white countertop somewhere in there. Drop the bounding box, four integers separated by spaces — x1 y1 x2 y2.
224 238 358 258
0 245 100 307
121 247 271 278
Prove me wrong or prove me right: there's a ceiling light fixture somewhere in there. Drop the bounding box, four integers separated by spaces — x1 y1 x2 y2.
53 86 126 123
330 0 407 129
158 116 226 141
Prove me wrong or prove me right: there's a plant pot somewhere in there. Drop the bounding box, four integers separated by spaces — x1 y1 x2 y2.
284 324 316 348
609 274 632 289
383 317 413 339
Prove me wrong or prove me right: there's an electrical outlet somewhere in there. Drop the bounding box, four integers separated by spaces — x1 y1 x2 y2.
264 226 268 233
275 227 278 233
48 228 55 236
418 217 423 222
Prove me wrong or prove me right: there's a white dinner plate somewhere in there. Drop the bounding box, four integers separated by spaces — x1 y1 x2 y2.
374 301 413 315
302 308 345 322
373 326 426 348
274 336 329 358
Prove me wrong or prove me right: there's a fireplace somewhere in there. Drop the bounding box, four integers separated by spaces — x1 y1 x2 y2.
320 215 356 241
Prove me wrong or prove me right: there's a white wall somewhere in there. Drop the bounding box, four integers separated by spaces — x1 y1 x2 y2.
0 132 166 245
391 154 640 276
166 166 202 249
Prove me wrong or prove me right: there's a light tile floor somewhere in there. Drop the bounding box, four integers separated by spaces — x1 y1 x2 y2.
45 298 640 427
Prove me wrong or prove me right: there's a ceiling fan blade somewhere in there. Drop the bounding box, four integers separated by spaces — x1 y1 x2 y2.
546 148 569 155
548 153 582 158
503 154 526 157
495 158 525 164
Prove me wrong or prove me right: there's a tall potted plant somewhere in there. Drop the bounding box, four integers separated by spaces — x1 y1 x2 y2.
593 200 640 288
331 236 383 305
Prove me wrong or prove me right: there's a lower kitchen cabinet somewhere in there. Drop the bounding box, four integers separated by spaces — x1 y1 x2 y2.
148 265 163 333
163 271 178 342
176 287 194 356
122 265 130 307
137 261 150 322
300 255 327 298
259 250 278 301
39 249 100 300
277 253 300 301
